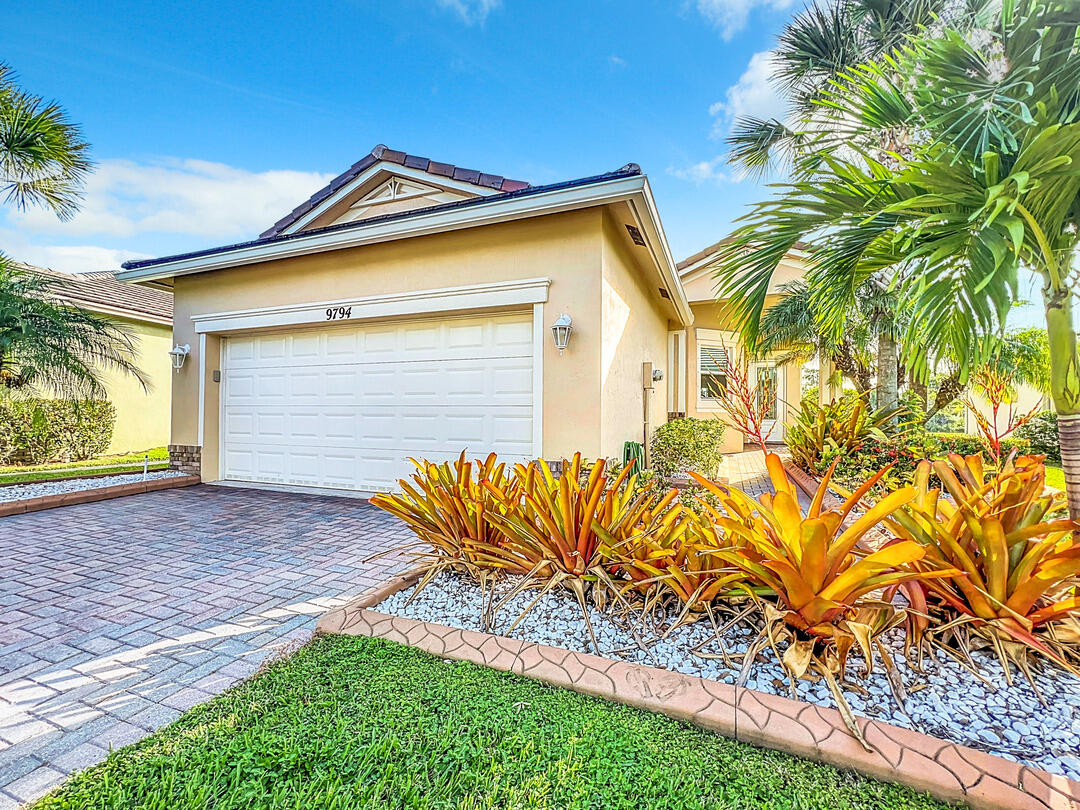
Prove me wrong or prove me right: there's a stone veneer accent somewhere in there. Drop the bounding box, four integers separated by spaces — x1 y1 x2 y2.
318 573 1080 810
168 444 202 476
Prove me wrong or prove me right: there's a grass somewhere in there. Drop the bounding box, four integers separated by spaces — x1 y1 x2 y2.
33 635 953 810
0 447 168 484
1046 465 1065 491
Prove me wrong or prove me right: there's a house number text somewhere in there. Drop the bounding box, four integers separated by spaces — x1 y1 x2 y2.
325 306 353 321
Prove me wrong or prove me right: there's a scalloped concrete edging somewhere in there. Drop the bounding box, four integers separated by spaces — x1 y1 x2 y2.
317 573 1080 810
0 473 201 517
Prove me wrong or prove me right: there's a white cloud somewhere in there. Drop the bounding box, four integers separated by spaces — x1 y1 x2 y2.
436 0 501 24
667 156 728 184
693 0 797 39
609 55 627 68
709 49 786 138
11 158 335 241
20 245 153 275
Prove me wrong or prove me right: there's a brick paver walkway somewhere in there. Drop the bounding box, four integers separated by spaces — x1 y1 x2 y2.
721 446 812 508
0 485 407 808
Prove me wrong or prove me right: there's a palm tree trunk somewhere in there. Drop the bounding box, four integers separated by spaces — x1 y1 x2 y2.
877 331 899 418
1043 284 1080 520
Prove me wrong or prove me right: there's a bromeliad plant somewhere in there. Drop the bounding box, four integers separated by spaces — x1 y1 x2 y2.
690 454 957 745
883 454 1080 682
369 453 534 596
785 393 903 472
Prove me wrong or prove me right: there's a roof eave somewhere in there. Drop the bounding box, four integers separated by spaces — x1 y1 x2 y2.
118 173 648 284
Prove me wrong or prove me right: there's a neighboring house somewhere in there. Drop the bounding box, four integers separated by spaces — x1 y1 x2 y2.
117 144 801 492
23 264 174 454
674 240 807 452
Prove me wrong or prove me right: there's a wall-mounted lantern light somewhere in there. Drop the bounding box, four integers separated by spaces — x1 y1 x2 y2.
169 344 191 372
550 314 573 354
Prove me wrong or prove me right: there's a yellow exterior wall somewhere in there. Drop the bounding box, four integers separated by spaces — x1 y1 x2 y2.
169 209 612 480
599 211 670 458
682 296 804 454
99 316 172 454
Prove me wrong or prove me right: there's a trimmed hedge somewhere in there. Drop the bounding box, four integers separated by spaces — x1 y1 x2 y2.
1015 411 1061 464
650 417 726 482
0 399 117 465
929 432 1031 459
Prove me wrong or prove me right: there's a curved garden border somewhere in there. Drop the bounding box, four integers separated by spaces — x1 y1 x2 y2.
318 572 1080 810
0 473 200 517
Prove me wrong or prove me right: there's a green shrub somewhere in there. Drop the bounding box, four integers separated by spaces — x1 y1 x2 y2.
650 417 725 482
785 392 903 471
929 432 1031 460
1015 411 1061 463
0 399 116 465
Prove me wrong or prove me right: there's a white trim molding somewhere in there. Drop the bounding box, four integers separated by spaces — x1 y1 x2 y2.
532 302 545 458
196 333 207 446
118 176 646 283
190 277 551 334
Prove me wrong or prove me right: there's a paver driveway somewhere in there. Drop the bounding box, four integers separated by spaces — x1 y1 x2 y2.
0 484 407 808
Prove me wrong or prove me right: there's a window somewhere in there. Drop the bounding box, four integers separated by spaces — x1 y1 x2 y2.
699 344 729 400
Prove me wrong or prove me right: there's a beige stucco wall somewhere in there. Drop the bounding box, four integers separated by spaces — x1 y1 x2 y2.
170 209 615 480
682 296 803 453
599 211 671 459
99 316 172 454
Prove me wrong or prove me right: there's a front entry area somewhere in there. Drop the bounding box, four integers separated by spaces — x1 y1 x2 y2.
220 311 536 492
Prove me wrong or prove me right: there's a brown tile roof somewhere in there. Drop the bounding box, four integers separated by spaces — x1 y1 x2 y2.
260 144 532 240
17 263 173 323
677 237 809 272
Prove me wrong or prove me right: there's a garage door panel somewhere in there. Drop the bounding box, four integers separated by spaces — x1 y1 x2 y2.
222 312 534 492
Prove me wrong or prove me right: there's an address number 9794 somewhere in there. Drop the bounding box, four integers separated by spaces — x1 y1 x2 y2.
326 306 353 320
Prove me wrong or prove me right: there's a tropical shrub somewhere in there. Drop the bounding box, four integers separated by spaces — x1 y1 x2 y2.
785 392 903 472
1016 412 1062 464
650 417 725 482
930 433 1031 461
0 398 116 464
884 454 1080 677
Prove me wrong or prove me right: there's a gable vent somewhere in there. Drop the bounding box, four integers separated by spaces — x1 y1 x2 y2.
625 224 646 246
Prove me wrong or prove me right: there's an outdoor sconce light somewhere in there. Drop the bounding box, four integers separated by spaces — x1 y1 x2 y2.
169 344 191 372
551 314 573 354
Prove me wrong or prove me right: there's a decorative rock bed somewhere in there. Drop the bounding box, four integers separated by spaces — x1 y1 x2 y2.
0 470 198 515
319 571 1080 810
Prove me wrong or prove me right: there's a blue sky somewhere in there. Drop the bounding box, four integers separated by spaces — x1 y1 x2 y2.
2 0 798 272
1 0 1056 327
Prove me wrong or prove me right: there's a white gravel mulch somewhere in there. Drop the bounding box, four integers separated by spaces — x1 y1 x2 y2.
0 470 188 503
377 571 1080 782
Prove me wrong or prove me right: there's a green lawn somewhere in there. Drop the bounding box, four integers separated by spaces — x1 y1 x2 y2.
1046 465 1065 491
33 635 952 810
0 447 168 484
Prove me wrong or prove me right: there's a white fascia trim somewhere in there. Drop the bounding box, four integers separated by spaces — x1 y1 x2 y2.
626 177 693 325
116 175 648 284
280 162 502 236
190 277 551 334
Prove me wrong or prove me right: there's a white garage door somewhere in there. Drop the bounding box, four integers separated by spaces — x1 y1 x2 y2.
221 311 535 492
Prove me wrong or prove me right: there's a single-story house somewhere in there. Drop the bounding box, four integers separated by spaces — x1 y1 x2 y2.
117 145 805 491
22 264 174 454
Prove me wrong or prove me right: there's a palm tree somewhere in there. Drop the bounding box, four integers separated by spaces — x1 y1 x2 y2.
755 280 875 393
712 0 1080 517
0 261 147 397
0 64 146 400
0 63 91 219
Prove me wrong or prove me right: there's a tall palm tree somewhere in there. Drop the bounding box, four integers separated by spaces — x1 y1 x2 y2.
0 64 146 400
727 0 975 415
755 280 875 392
712 0 1080 517
0 63 91 219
